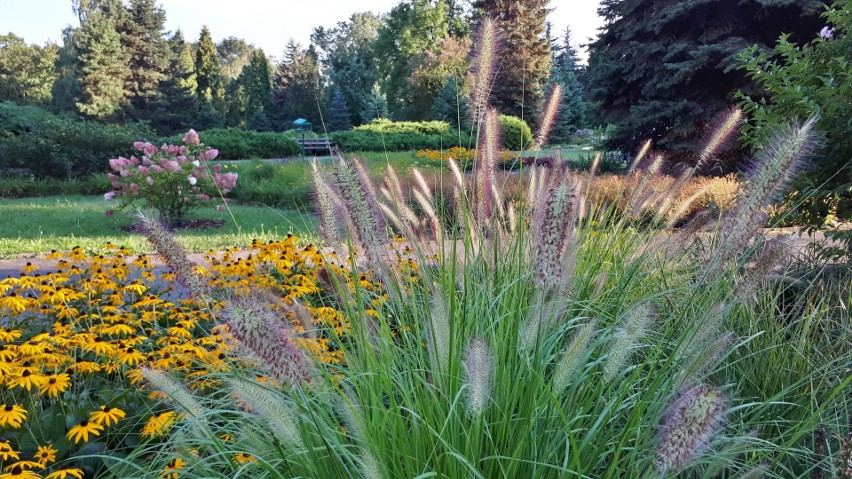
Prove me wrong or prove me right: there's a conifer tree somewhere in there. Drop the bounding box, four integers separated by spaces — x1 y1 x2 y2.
74 12 129 119
587 0 827 159
472 0 552 121
360 83 389 123
326 88 353 132
120 0 169 121
270 40 321 129
430 76 470 128
244 50 272 124
549 27 585 143
195 26 223 104
154 30 197 133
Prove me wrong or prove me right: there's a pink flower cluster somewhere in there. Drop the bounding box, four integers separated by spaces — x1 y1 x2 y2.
104 129 238 224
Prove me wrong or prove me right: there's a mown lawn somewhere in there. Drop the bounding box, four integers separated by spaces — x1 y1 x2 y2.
0 195 316 257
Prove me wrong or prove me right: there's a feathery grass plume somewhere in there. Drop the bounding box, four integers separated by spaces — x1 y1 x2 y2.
578 153 602 221
312 161 342 244
532 181 575 290
552 319 598 397
475 108 502 225
682 302 728 358
661 183 712 228
519 292 550 352
351 156 387 234
335 156 385 265
221 291 312 384
226 377 304 450
674 332 734 389
469 18 500 126
627 139 653 174
602 302 654 383
736 463 770 479
142 367 204 418
626 153 665 217
697 107 743 172
709 117 818 277
360 448 384 479
736 237 791 302
135 211 207 299
655 383 728 473
426 289 451 375
463 338 493 416
534 84 563 149
448 159 466 193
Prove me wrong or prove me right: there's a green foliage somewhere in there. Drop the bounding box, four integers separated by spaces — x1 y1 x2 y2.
375 0 452 117
588 0 827 157
153 30 197 134
74 12 129 120
188 128 299 160
331 129 472 152
270 41 322 130
0 116 156 178
473 0 552 120
737 0 852 254
359 83 389 123
311 12 382 127
0 173 111 198
0 34 58 106
119 0 170 122
548 27 586 143
326 88 352 132
400 36 472 120
355 118 452 135
498 114 533 150
228 159 313 209
195 26 223 104
430 76 470 128
0 102 62 138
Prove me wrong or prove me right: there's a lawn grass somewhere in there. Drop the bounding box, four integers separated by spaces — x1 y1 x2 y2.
0 195 316 257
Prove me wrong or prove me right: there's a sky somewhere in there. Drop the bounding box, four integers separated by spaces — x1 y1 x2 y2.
0 0 603 61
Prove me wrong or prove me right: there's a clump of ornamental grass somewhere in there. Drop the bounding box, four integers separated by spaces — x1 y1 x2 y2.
120 20 851 479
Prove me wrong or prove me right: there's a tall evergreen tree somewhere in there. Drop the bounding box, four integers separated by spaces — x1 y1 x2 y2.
244 50 272 124
311 12 382 126
195 26 223 104
50 27 80 113
587 0 827 159
548 27 585 143
270 40 322 129
119 0 169 121
472 0 552 121
360 83 389 123
74 12 129 119
326 88 353 132
154 30 197 133
430 76 470 128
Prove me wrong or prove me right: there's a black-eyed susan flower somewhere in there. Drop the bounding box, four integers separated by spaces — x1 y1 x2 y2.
8 369 45 391
66 420 104 444
3 460 42 471
44 468 84 479
33 445 57 467
89 406 125 427
38 374 71 398
0 441 20 461
117 346 144 366
0 329 22 343
0 465 41 479
160 458 186 479
0 404 27 428
233 453 255 464
141 411 178 438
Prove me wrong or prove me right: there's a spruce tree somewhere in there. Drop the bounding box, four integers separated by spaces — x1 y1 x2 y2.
120 0 169 121
360 83 389 123
270 40 321 130
244 50 272 125
472 0 552 121
430 76 470 128
549 27 585 144
195 26 223 104
74 12 129 120
326 88 352 132
587 0 827 159
154 30 197 133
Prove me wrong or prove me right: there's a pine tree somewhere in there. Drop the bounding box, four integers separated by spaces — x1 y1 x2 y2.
587 0 827 159
74 12 129 119
473 0 552 121
270 40 322 130
195 26 223 104
244 50 272 125
154 30 197 134
119 0 169 121
549 27 585 143
430 76 469 128
360 83 389 123
326 88 352 132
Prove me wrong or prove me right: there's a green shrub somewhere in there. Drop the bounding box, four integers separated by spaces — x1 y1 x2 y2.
228 159 313 209
354 118 451 135
0 101 63 138
0 173 111 197
188 128 300 160
0 117 156 179
331 130 472 152
499 114 533 151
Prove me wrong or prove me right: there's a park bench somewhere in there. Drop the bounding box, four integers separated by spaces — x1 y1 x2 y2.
293 137 334 154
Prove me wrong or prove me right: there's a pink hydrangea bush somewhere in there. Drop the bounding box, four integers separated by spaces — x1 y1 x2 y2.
105 129 238 226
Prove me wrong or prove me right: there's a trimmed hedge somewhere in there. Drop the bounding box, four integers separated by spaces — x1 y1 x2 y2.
354 119 451 135
499 115 533 151
331 130 473 152
184 128 300 160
